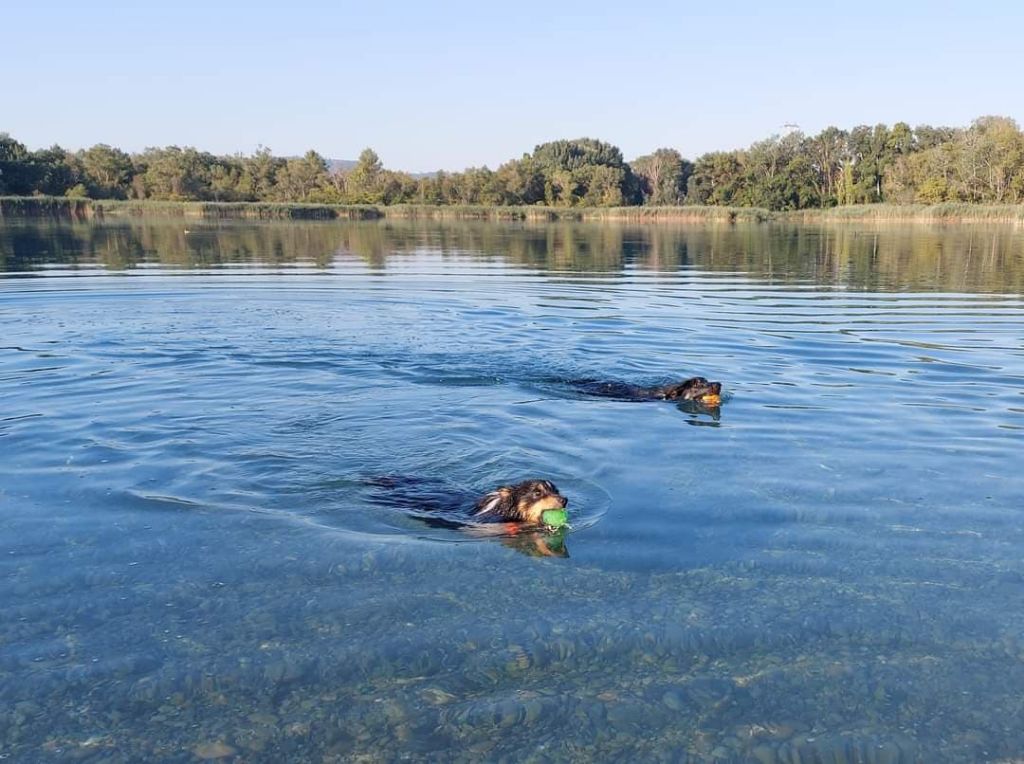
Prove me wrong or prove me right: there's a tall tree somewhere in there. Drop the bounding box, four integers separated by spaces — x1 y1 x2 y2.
529 138 635 206
687 152 744 205
808 127 849 207
632 148 691 205
493 157 544 205
238 146 284 201
0 133 32 194
135 146 216 200
345 148 384 203
274 150 330 201
76 144 134 198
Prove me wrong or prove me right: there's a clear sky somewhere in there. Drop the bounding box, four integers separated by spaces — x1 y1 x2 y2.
4 0 1022 172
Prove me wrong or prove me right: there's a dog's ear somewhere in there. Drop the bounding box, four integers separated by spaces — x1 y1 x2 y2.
475 487 512 515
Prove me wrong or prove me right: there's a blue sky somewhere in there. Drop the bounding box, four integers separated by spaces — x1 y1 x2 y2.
4 0 1022 172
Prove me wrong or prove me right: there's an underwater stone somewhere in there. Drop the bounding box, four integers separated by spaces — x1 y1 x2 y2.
606 702 645 730
193 741 237 759
686 677 733 709
522 699 544 725
870 741 904 764
13 701 42 726
661 690 688 712
421 687 458 705
750 744 778 764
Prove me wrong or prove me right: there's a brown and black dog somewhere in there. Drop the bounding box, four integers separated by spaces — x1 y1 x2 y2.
366 476 568 528
575 376 722 406
472 479 568 525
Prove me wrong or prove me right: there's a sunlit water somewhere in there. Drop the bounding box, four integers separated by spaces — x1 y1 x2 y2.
2 219 1023 762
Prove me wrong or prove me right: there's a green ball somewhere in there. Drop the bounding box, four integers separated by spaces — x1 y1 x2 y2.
541 509 569 528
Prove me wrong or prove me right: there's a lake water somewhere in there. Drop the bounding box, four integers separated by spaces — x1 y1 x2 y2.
1 218 1023 763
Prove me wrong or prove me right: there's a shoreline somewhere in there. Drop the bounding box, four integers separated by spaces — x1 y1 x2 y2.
1 197 1022 225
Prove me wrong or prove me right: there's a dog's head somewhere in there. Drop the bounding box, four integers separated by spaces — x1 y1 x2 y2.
474 479 568 524
659 377 722 405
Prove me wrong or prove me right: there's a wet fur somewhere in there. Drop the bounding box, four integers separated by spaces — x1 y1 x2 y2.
574 376 722 403
365 476 567 528
472 479 568 525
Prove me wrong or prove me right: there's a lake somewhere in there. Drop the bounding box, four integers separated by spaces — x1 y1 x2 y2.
2 218 1023 763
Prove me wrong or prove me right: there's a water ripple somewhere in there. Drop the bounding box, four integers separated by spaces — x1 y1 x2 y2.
3 219 1024 760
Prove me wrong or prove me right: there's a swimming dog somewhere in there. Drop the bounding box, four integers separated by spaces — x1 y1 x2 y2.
366 476 568 527
574 376 722 405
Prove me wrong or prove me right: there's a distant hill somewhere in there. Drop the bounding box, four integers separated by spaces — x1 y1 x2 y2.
327 159 358 174
326 158 436 178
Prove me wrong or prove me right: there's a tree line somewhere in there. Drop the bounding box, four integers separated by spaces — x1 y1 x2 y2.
1 116 1022 210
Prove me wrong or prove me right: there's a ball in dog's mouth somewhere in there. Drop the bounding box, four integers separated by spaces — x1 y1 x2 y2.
540 508 569 528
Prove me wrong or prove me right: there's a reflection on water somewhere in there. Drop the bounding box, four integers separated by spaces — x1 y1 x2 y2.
3 218 1024 292
1 219 1023 762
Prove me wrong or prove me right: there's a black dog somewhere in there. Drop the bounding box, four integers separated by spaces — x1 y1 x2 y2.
573 376 722 405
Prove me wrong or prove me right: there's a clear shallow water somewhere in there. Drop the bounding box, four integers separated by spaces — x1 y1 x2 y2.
1 219 1023 762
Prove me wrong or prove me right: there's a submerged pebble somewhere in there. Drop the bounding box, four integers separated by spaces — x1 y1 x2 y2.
192 740 237 759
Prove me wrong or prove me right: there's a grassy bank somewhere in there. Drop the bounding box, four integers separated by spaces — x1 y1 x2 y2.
0 198 768 223
3 197 1023 225
380 204 773 223
386 202 1021 225
0 197 382 221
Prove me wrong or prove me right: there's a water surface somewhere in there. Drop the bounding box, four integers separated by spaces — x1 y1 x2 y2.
2 219 1023 762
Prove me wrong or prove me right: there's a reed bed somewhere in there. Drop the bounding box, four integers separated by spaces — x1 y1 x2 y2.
785 203 1024 224
3 197 1022 226
0 197 382 221
380 204 771 223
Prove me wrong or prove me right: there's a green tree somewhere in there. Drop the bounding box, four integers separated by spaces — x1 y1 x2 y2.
76 144 134 198
913 124 957 151
274 150 330 201
740 135 796 209
340 148 385 203
136 146 216 200
378 169 417 205
807 127 849 207
632 148 691 205
965 116 1024 202
208 160 243 202
887 122 913 155
237 146 284 201
493 157 544 204
28 146 76 196
845 124 890 203
528 138 635 206
0 133 32 194
687 151 744 205
414 172 444 204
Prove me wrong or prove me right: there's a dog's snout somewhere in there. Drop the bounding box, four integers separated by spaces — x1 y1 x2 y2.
558 496 568 509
